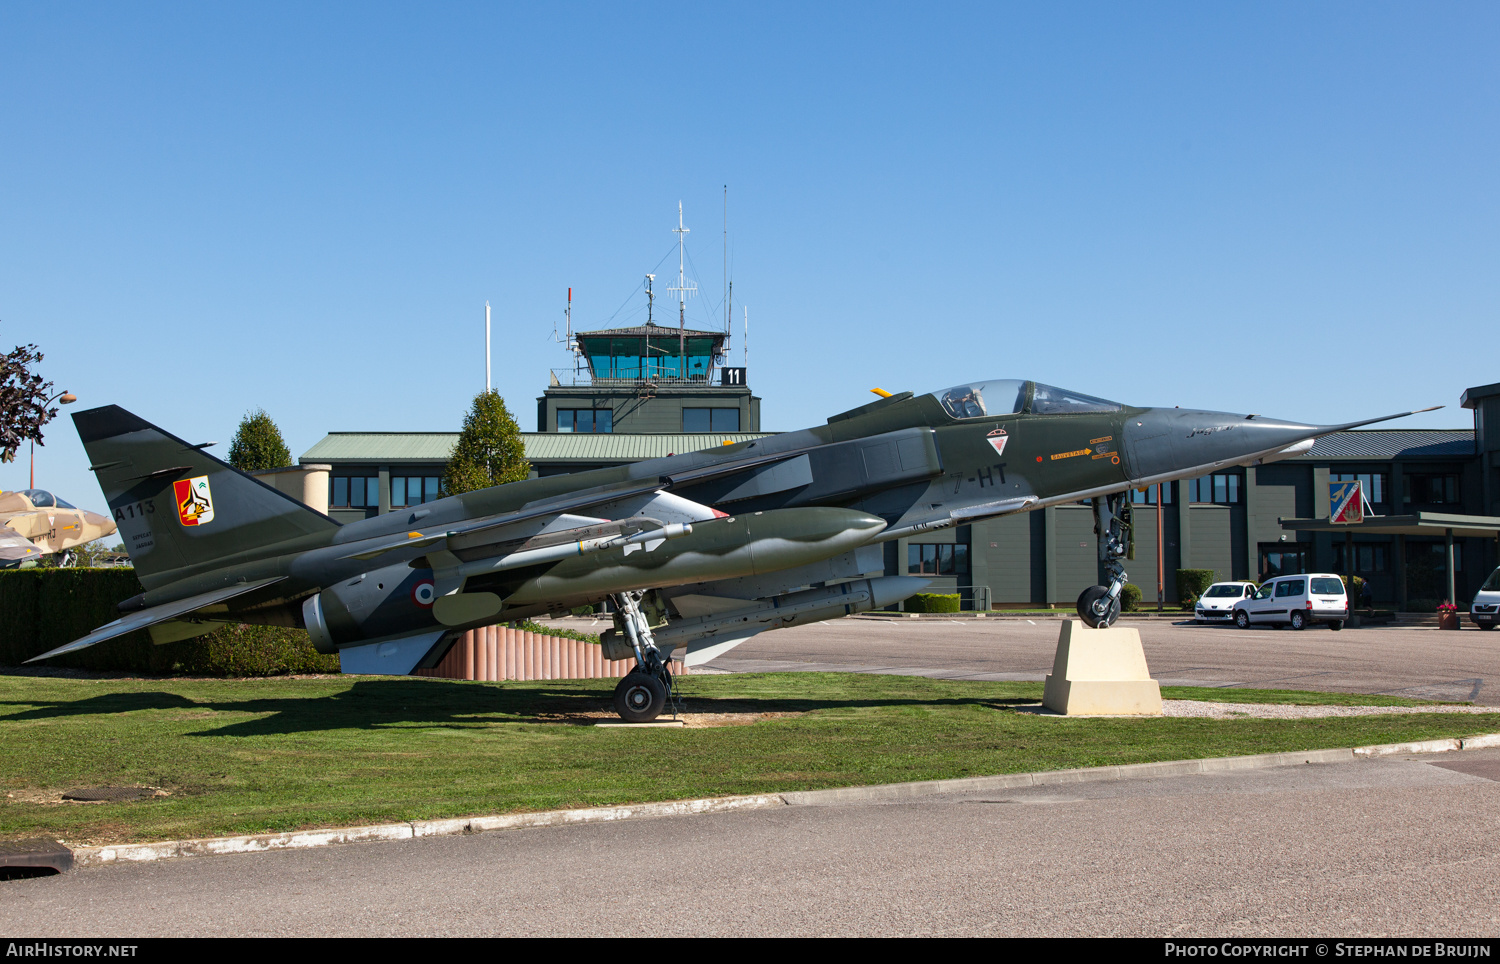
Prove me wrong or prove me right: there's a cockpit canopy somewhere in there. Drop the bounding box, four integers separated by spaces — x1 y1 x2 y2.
930 380 1122 419
16 490 76 509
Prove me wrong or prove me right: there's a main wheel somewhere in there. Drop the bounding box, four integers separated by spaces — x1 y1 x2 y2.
613 671 667 723
1329 620 1344 631
1234 610 1250 629
1290 610 1307 631
1479 622 1496 631
1076 585 1121 629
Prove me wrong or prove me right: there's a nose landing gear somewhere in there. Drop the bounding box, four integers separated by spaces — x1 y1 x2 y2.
609 590 678 723
1077 493 1132 629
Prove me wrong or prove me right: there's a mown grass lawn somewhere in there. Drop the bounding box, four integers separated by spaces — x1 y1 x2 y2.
1 672 1495 846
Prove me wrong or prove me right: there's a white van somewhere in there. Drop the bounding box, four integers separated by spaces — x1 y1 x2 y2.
1194 582 1258 622
1232 573 1349 631
1471 566 1500 630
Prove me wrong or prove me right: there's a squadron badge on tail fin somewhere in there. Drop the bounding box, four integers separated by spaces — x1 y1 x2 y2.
173 476 215 526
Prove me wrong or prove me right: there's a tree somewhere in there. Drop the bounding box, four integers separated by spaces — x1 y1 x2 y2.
0 343 59 464
228 408 293 471
443 390 530 495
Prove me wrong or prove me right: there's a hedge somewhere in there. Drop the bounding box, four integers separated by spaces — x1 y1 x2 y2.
904 593 961 613
0 569 339 676
1120 583 1142 612
1175 569 1218 610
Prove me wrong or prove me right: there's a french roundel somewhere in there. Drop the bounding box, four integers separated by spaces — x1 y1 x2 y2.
411 580 436 608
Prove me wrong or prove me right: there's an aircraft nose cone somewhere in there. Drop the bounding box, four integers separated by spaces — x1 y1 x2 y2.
1123 409 1322 481
83 510 116 536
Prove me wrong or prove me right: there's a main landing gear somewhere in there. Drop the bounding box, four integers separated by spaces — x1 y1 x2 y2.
609 590 677 723
1076 493 1131 629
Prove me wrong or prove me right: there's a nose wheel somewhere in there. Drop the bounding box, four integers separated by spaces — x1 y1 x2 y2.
1077 585 1121 629
1078 493 1132 629
608 590 679 723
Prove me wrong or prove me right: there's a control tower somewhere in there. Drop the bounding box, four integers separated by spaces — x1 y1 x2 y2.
539 322 758 434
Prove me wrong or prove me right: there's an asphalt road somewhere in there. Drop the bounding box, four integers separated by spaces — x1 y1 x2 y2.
681 615 1500 705
4 750 1499 937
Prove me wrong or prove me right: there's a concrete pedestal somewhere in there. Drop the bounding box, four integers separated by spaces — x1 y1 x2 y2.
1041 620 1163 716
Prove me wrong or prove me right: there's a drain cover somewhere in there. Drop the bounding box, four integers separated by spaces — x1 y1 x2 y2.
0 838 73 874
62 787 159 802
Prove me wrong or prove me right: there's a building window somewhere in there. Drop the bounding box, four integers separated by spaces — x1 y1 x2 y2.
1333 543 1389 573
1259 545 1307 580
557 409 612 433
1404 473 1460 505
1332 472 1387 505
907 543 969 575
1188 472 1241 504
1424 542 1463 571
331 474 380 509
1130 483 1174 505
684 408 740 432
392 476 444 506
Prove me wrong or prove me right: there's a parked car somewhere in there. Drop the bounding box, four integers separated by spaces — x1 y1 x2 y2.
1471 566 1500 631
1233 573 1348 630
1194 582 1258 623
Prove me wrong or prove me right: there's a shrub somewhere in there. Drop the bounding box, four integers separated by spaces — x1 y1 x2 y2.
1405 598 1439 614
513 619 601 645
0 569 338 675
1120 583 1142 612
904 593 961 613
1175 569 1217 610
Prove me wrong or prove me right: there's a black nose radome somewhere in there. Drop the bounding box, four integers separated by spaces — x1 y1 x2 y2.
1123 409 1323 481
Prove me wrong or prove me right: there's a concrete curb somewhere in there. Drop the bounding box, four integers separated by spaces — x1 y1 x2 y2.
69 794 783 868
64 733 1500 868
779 732 1500 806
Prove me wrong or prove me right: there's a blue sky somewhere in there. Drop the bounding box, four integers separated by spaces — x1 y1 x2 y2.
3 2 1497 513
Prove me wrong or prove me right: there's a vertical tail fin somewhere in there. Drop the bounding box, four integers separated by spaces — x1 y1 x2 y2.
73 405 339 589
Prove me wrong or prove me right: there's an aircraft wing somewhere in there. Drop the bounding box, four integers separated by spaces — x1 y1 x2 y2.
24 577 286 662
0 524 43 566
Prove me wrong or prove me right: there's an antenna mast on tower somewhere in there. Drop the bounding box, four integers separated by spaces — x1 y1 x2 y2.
485 301 491 392
668 201 697 366
723 186 729 346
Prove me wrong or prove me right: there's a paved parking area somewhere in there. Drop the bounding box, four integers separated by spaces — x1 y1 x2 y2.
672 615 1500 704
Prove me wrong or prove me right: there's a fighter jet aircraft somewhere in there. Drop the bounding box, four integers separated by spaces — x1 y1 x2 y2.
0 489 117 568
28 383 1434 721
